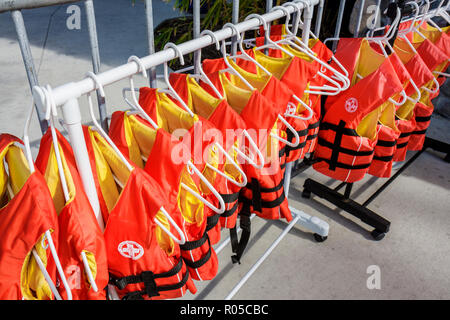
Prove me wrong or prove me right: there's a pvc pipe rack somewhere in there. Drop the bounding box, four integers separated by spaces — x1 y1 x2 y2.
28 0 332 300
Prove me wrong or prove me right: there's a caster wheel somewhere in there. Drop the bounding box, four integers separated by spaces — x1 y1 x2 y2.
313 233 327 242
302 189 311 199
371 229 385 241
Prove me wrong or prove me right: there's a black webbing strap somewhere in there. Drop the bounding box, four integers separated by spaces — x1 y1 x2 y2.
109 258 188 300
318 137 374 157
229 202 252 265
373 155 394 162
411 129 427 135
320 121 359 136
415 115 431 122
206 215 219 232
221 199 239 218
314 157 372 170
399 132 412 138
250 178 262 212
181 229 208 251
182 234 212 270
376 139 397 148
396 142 409 149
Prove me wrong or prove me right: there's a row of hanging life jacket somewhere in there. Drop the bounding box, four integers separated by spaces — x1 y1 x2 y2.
0 25 339 300
312 21 449 182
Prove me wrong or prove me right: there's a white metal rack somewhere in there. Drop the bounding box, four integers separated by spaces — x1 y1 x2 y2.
27 0 331 300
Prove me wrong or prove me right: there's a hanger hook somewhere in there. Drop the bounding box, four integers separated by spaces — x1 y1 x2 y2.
164 42 185 66
200 29 221 51
245 13 268 35
85 71 106 98
271 5 291 23
223 22 242 41
128 55 148 78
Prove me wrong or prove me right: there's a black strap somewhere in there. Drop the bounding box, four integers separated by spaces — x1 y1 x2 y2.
314 157 372 170
206 215 219 232
221 199 239 218
308 121 320 130
183 235 212 269
221 192 240 204
320 121 359 136
396 142 409 149
230 204 252 265
250 178 262 212
109 258 188 299
399 131 412 138
180 230 208 251
415 116 431 122
411 129 427 135
318 137 374 157
373 154 394 162
376 139 397 147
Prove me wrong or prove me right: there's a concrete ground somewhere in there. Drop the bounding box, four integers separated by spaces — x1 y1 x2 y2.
0 0 449 300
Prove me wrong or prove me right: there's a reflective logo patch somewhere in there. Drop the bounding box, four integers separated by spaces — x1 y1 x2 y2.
345 97 358 113
118 241 144 260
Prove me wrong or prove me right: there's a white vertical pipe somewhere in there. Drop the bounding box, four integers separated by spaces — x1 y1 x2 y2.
231 0 239 56
333 0 347 52
302 1 313 44
60 98 104 231
145 0 157 88
84 0 108 131
193 0 201 74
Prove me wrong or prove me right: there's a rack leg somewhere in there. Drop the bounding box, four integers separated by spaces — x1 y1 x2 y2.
224 212 301 300
11 10 48 134
303 178 390 236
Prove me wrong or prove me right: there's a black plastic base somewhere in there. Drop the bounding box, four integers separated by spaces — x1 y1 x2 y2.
300 137 450 240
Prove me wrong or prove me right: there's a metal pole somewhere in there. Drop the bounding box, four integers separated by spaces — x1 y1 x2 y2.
84 0 108 131
0 0 80 13
34 0 320 108
145 0 157 88
354 0 366 37
333 0 347 52
225 212 302 300
369 0 382 37
231 0 239 56
193 0 201 74
314 0 325 36
266 0 272 38
11 10 48 134
302 1 313 45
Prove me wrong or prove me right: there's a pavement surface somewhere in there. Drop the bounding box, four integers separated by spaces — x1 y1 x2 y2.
0 0 449 300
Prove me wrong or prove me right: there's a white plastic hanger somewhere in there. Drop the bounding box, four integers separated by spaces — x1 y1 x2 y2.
84 72 188 245
220 22 301 149
231 17 316 122
395 3 442 93
25 87 73 300
91 68 227 215
191 29 225 100
160 42 196 117
272 2 351 92
122 56 159 130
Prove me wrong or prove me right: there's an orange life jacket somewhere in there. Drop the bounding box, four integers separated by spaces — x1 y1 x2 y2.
0 134 59 300
82 126 196 300
34 129 109 300
368 51 412 177
168 72 247 229
236 48 318 163
313 38 404 182
108 110 219 281
138 87 225 279
202 58 292 223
